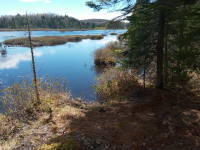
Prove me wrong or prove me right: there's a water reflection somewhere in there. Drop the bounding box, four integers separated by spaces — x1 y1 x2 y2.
0 51 42 70
0 49 7 57
0 30 127 102
0 43 7 57
92 65 107 76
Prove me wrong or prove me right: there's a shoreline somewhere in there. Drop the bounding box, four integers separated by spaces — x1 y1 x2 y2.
4 35 106 47
0 28 90 32
0 28 126 32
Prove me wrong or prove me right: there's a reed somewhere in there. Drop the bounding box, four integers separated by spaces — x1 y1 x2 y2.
93 41 124 67
4 35 105 47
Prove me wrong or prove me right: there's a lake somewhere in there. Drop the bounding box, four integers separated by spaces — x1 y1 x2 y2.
0 30 127 102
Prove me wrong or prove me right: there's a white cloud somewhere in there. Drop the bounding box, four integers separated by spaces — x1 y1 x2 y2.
20 0 43 2
0 51 42 70
45 0 52 3
19 0 52 3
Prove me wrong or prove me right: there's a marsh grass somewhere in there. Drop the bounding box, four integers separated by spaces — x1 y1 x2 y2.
93 41 124 67
0 77 69 121
0 78 84 149
94 68 140 100
110 33 118 35
4 35 105 47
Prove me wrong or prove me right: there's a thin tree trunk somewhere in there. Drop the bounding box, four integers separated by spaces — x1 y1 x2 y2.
143 66 146 89
156 8 165 89
26 12 40 103
164 24 168 85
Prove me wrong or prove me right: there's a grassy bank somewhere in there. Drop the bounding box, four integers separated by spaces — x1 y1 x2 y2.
0 29 89 32
1 78 199 149
93 41 125 67
0 69 200 149
4 35 105 47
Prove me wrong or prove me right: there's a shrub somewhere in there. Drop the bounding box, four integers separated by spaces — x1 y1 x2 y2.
93 41 124 67
0 77 69 120
94 68 140 100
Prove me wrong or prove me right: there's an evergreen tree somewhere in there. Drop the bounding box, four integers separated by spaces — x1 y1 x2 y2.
87 0 200 88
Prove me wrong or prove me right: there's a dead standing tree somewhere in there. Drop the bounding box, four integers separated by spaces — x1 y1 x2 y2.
26 12 40 104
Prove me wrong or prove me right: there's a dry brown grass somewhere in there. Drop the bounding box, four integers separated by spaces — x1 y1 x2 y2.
65 89 200 150
95 68 140 100
0 92 85 149
1 89 200 149
110 32 118 35
4 35 105 47
93 41 124 67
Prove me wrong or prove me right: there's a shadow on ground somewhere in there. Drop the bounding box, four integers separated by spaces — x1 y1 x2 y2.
46 89 200 150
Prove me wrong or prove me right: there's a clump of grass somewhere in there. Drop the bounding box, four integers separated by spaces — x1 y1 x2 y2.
94 68 140 100
0 114 22 143
110 33 118 35
0 77 69 121
93 41 124 67
4 35 105 47
39 135 79 150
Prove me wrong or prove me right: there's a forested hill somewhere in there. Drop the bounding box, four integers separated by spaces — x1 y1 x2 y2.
0 14 127 30
81 19 109 25
82 19 129 29
0 14 96 29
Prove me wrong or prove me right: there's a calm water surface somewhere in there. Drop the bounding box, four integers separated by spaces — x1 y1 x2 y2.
0 30 126 102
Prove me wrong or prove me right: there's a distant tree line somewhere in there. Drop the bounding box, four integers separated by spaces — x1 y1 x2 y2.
0 14 96 29
0 14 127 29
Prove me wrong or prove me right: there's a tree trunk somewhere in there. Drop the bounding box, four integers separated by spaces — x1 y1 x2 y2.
156 8 165 89
26 13 40 103
164 24 168 85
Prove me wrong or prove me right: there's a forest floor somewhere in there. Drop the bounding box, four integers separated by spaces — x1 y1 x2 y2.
0 89 200 150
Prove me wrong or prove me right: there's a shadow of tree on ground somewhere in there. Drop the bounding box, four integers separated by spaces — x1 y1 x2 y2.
47 89 200 150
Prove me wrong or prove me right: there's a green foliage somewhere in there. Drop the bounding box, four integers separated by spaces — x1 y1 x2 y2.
0 14 127 30
166 1 200 77
122 0 200 88
0 14 96 29
105 21 128 29
124 0 156 70
86 0 135 12
88 0 200 89
94 26 106 30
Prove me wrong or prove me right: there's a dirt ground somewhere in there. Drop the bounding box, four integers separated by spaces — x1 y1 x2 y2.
1 89 200 150
66 89 200 150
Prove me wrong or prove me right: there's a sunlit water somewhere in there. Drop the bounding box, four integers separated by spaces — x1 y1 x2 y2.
0 30 126 102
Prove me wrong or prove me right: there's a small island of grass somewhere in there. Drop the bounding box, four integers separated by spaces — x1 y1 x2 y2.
110 33 118 35
4 35 106 47
93 41 125 67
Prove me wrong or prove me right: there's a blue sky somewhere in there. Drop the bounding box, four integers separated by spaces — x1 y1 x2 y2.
0 0 122 20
